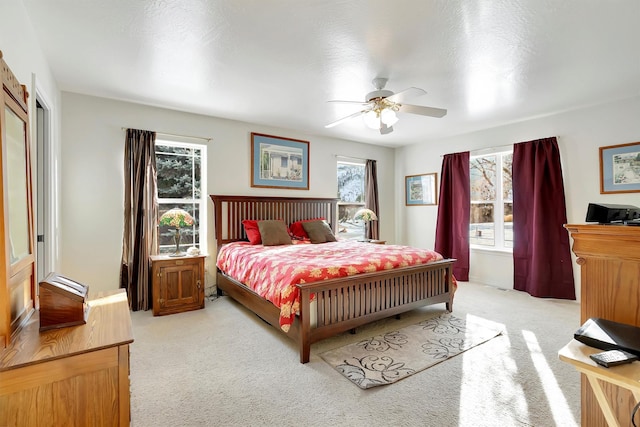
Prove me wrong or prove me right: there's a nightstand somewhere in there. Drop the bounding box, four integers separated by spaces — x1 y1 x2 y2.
151 254 205 316
368 239 386 244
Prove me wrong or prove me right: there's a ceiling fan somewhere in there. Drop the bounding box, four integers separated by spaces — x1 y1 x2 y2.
325 77 447 135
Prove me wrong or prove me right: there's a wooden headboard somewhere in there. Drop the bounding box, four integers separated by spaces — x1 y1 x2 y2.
209 195 338 247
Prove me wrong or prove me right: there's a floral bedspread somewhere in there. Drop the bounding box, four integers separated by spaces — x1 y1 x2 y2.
216 240 455 332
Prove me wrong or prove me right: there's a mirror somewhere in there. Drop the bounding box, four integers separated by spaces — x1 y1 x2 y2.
5 105 31 263
1 51 36 348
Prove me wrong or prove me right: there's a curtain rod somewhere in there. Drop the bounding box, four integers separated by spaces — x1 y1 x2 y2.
121 127 212 142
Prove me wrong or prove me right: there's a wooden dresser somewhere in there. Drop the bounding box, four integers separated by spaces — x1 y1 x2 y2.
565 224 640 427
0 289 133 426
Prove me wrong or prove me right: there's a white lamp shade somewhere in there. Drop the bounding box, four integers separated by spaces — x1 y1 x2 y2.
380 108 398 126
363 110 380 129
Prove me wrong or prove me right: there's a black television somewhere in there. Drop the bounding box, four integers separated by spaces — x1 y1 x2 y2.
585 203 640 224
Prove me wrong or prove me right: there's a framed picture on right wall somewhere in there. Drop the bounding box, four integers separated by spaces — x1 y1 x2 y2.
600 141 640 194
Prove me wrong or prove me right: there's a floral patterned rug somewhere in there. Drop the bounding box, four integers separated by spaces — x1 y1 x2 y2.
320 313 504 389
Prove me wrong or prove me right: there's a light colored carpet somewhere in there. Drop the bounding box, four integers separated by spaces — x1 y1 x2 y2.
129 282 581 427
321 313 503 389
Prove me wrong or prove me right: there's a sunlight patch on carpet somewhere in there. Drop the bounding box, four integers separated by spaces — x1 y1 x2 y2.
320 313 504 389
522 329 579 427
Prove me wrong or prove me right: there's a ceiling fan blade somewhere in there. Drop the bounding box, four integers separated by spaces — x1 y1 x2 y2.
328 100 370 106
385 87 427 103
325 110 365 128
398 104 447 118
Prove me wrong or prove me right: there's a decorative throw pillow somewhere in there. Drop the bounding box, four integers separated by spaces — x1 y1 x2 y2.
302 220 337 244
289 217 325 239
241 219 262 244
258 220 292 246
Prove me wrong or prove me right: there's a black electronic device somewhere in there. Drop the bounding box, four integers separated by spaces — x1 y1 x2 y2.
574 317 640 357
585 203 640 224
589 349 638 368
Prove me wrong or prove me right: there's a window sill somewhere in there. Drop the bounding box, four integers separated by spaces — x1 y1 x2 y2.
470 246 513 256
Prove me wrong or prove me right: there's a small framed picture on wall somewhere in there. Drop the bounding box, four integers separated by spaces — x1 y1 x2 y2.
405 173 438 205
600 141 640 194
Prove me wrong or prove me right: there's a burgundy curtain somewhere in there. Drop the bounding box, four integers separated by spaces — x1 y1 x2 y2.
512 137 575 299
120 129 158 311
435 152 470 280
364 159 380 240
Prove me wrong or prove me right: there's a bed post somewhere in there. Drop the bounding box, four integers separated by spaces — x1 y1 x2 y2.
446 263 455 312
298 287 312 363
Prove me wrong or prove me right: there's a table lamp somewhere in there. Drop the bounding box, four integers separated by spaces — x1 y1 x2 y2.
159 208 195 256
354 208 378 241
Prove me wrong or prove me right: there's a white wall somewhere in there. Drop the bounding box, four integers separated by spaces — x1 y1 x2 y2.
396 95 640 298
0 1 62 275
60 92 395 294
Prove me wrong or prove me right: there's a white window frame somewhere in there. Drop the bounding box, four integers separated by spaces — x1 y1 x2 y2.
470 149 512 252
155 139 207 255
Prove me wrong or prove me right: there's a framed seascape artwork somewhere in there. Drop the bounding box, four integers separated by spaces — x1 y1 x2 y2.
405 173 438 206
600 142 640 194
251 133 309 190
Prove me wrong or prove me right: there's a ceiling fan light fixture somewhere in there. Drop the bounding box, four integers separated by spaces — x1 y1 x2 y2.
380 108 398 126
363 110 380 129
325 78 447 134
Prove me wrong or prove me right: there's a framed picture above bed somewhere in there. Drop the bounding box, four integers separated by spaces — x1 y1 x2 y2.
600 141 640 194
405 173 438 205
251 133 309 190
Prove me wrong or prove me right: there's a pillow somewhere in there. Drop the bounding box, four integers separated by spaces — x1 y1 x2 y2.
241 219 262 244
289 217 325 239
301 220 337 244
258 220 292 246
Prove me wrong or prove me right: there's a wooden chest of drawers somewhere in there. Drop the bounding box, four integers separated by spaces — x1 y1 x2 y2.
0 289 133 426
565 224 640 426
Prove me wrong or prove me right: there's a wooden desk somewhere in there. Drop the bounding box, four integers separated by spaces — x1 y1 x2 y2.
0 289 133 426
559 340 640 427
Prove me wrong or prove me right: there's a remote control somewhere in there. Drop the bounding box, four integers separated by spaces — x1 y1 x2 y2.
589 349 639 368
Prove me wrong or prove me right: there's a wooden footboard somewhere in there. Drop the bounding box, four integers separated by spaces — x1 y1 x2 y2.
217 259 455 363
297 259 454 363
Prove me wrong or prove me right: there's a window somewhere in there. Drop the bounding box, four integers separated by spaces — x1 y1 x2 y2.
337 160 365 240
470 150 513 250
156 140 207 255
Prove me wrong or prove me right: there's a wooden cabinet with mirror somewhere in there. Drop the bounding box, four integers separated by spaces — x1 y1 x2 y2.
0 51 36 349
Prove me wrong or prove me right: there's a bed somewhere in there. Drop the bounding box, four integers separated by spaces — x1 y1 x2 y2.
210 194 456 363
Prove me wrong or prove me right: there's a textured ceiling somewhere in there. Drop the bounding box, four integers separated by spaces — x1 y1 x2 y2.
22 0 640 147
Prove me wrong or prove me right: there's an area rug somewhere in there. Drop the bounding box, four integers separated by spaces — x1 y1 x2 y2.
320 313 504 389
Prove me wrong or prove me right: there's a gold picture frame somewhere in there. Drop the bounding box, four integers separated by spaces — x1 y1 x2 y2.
599 141 640 194
405 173 438 206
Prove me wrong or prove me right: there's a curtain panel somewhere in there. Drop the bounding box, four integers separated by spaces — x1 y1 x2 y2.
512 137 575 299
120 129 158 311
435 151 470 280
364 159 380 240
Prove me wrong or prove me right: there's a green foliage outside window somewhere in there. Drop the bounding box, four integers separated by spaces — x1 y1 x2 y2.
156 143 203 254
